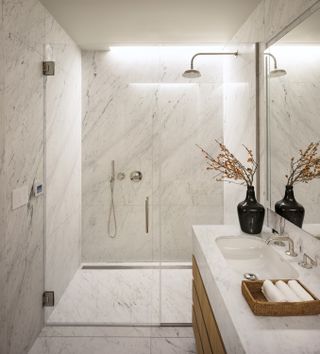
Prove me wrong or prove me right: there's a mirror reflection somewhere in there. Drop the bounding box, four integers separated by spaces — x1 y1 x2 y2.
266 9 320 239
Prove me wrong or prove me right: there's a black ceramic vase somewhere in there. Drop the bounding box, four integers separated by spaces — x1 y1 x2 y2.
275 185 305 228
237 186 265 234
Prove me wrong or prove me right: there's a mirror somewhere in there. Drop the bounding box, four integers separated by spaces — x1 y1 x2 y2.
266 9 320 239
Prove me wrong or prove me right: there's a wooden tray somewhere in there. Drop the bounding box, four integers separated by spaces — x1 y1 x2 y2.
242 279 320 316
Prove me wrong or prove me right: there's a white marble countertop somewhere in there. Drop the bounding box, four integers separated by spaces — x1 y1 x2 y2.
192 225 320 354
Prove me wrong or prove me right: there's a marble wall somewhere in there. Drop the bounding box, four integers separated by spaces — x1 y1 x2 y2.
222 43 257 224
268 44 320 223
81 47 224 262
0 5 6 354
3 1 46 353
0 0 81 353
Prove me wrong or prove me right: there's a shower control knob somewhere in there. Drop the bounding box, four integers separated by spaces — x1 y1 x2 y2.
117 172 125 181
130 171 143 182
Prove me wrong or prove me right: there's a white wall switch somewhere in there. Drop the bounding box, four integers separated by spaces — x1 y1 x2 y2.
12 185 29 210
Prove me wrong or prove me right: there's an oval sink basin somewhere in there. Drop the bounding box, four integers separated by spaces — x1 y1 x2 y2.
216 236 298 279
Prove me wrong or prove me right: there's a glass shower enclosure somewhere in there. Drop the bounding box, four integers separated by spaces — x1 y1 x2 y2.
44 46 225 326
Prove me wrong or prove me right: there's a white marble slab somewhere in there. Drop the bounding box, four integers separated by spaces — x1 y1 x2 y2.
47 266 192 325
28 329 196 354
0 1 82 352
29 337 151 354
151 338 196 354
81 47 224 263
193 224 320 354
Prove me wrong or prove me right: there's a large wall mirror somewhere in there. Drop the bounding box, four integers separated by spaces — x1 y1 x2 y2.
266 8 320 239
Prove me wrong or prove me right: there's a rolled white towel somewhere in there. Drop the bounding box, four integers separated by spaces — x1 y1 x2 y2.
262 280 287 302
275 280 302 302
288 280 314 301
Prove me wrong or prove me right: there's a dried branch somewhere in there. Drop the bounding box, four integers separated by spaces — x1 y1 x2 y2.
197 140 258 187
286 142 320 186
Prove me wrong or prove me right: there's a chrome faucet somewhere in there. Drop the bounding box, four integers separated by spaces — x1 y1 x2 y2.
298 253 317 269
266 235 298 257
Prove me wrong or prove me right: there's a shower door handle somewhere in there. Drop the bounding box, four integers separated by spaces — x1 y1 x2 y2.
145 197 149 234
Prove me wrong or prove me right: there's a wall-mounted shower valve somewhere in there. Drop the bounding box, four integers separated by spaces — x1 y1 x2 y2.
117 172 125 181
130 171 143 182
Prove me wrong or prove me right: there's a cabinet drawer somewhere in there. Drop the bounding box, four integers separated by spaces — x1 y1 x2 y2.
193 284 213 354
192 256 226 354
193 306 204 354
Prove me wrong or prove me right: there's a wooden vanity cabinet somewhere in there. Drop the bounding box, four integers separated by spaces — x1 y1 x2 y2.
192 256 226 354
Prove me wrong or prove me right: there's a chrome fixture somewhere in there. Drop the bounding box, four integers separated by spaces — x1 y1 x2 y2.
271 229 286 246
43 61 55 76
108 160 117 238
264 53 287 78
243 273 257 281
145 196 149 234
266 235 297 257
182 51 238 78
42 291 55 307
130 171 143 182
299 253 317 269
117 172 125 181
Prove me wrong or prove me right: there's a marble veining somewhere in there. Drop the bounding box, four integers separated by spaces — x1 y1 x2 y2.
47 266 192 325
81 48 224 263
268 45 320 223
1 1 319 353
193 225 320 354
44 11 82 320
229 0 320 207
3 2 45 352
28 326 195 354
222 43 257 224
0 0 82 353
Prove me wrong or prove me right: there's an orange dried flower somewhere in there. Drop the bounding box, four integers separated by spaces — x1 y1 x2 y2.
197 140 258 187
286 142 320 186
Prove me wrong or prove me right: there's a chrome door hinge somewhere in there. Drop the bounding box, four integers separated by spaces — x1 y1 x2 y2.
43 291 55 307
43 61 55 76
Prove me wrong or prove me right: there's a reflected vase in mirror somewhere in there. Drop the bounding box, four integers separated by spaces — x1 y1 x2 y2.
275 185 305 228
238 186 265 234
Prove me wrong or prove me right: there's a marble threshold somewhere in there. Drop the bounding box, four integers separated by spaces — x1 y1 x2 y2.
28 326 196 354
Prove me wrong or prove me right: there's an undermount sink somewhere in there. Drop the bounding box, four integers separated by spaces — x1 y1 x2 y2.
216 236 299 279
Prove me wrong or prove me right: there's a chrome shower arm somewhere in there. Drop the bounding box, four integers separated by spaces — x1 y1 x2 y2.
190 51 238 69
264 52 278 69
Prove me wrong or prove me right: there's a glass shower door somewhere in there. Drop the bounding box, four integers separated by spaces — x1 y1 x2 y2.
44 47 161 325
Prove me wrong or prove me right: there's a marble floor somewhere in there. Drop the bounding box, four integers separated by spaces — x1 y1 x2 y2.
28 326 196 354
48 264 192 325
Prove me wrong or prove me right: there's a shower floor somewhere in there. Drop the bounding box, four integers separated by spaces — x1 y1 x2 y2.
47 263 192 325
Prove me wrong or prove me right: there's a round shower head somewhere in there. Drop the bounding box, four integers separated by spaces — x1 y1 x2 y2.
182 69 201 78
269 68 287 78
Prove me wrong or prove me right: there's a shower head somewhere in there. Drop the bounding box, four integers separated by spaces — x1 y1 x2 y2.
264 52 287 78
269 68 287 78
182 51 238 79
182 69 201 78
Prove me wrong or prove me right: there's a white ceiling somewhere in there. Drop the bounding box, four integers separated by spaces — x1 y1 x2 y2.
40 0 261 49
280 9 320 43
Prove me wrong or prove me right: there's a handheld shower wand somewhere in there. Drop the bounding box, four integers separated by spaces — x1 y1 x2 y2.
108 160 117 238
